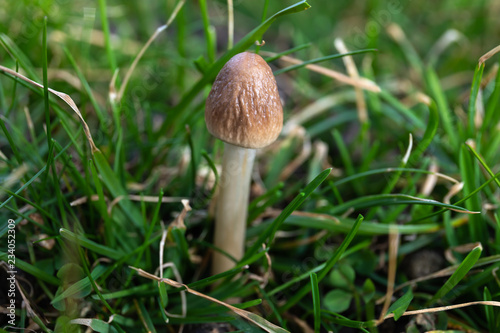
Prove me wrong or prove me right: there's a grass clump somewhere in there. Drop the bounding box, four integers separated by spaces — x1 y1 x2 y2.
1 1 500 332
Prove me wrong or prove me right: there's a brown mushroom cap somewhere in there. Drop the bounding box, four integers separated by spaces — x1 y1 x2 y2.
205 52 283 149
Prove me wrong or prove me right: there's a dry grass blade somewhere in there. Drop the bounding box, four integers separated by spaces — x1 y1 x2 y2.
402 133 413 164
474 88 484 128
115 0 186 103
227 0 234 49
128 194 188 203
1 262 48 328
415 92 432 106
23 106 35 139
334 38 368 123
159 221 168 280
377 248 500 304
445 242 482 264
420 162 439 196
171 199 191 229
50 27 141 56
260 51 381 92
479 44 500 65
70 194 187 206
130 267 290 333
291 316 314 333
262 209 341 224
155 261 187 319
383 301 500 320
386 23 406 43
248 244 273 287
426 29 464 62
0 65 98 152
108 195 125 215
377 230 399 324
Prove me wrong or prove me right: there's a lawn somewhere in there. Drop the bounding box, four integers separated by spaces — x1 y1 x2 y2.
1 0 500 332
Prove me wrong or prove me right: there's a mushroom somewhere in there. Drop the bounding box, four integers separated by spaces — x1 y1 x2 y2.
205 52 283 275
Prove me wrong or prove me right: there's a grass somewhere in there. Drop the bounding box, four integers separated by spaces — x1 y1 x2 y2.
1 0 500 332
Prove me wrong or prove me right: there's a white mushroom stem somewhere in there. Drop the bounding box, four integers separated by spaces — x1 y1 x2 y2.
212 142 256 275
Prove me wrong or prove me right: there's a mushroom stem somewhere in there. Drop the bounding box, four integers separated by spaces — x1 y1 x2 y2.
212 142 256 275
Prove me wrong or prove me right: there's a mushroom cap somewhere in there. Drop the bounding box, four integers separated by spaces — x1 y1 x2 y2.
205 52 283 149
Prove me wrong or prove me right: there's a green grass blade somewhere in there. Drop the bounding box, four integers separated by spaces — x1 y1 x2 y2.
310 272 321 333
495 214 500 254
425 66 458 149
264 135 299 187
332 129 356 179
59 228 122 260
385 289 413 321
158 282 168 308
191 150 219 209
257 285 284 326
483 287 496 333
243 168 331 260
0 142 71 226
0 104 23 166
92 150 143 228
63 47 107 127
264 43 311 62
6 60 19 116
390 26 424 74
317 215 363 282
186 126 197 194
427 244 482 306
70 318 119 333
483 56 500 131
42 17 51 148
281 214 363 311
247 184 283 223
91 284 152 300
97 0 117 72
136 301 157 333
0 34 40 81
51 265 107 305
0 251 59 285
329 193 476 215
379 89 425 129
279 214 465 236
410 170 500 224
243 312 290 333
323 312 374 330
332 167 457 187
255 0 270 54
466 142 500 189
268 264 325 298
189 250 267 288
79 247 116 314
89 159 113 246
0 187 56 222
273 49 377 75
459 144 485 243
198 0 215 63
412 99 439 162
